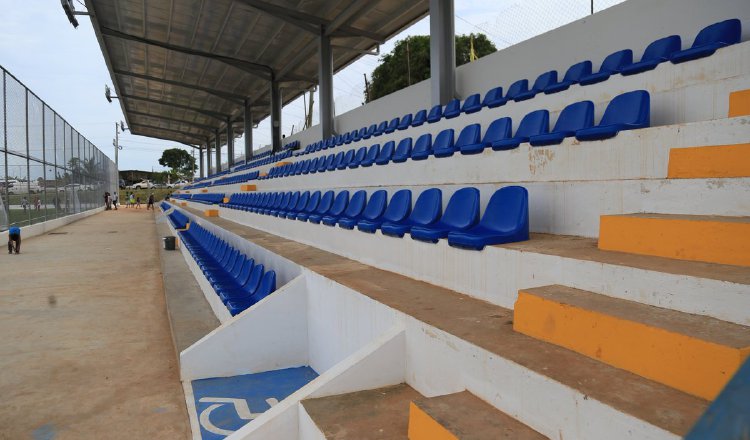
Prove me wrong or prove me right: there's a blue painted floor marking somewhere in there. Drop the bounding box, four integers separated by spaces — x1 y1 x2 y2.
191 366 318 440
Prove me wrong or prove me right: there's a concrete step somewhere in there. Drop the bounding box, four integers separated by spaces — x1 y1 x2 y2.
514 285 750 400
668 143 750 178
302 384 421 439
598 213 750 267
729 88 750 117
408 391 547 440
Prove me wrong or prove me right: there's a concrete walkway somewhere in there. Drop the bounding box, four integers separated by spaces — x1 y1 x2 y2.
0 208 190 439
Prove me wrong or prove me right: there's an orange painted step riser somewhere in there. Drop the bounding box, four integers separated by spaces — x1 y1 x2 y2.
514 292 750 400
668 143 750 178
598 216 750 267
729 89 750 117
204 209 219 217
241 184 257 191
408 403 458 440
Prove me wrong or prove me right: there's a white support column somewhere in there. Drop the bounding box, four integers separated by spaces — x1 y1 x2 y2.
271 76 282 153
318 27 334 140
244 100 253 161
429 0 456 106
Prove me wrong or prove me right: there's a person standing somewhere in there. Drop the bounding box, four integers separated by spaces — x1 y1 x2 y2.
35 197 41 211
147 193 155 210
8 223 21 254
112 192 119 210
135 195 141 209
129 193 136 208
21 197 28 213
104 192 111 210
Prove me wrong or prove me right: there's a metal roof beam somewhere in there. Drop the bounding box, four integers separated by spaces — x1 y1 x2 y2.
114 69 245 105
127 110 219 132
121 94 229 121
101 26 273 80
130 123 209 140
138 132 203 149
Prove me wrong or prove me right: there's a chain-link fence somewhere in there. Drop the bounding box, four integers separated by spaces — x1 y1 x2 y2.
0 65 118 231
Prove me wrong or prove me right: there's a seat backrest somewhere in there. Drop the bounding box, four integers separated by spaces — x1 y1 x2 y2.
412 133 433 155
308 157 319 172
332 151 345 169
340 149 355 167
506 79 529 99
376 121 388 134
532 70 557 91
410 188 442 225
456 124 481 148
563 60 592 82
483 117 512 144
295 191 310 211
599 49 633 73
427 104 443 121
383 189 412 223
315 191 335 214
253 270 277 300
461 94 481 112
301 160 311 173
344 190 368 218
444 98 461 116
553 101 594 132
357 127 368 139
387 117 400 131
482 86 503 106
515 109 549 138
378 141 395 161
364 144 380 162
305 191 321 212
329 191 350 216
693 18 742 47
244 263 264 293
641 35 681 61
398 113 413 129
365 124 377 138
394 137 413 158
286 192 300 210
412 109 427 125
599 90 650 127
362 190 388 220
480 186 529 232
352 146 368 165
441 187 480 229
236 259 255 286
278 192 291 209
433 128 455 151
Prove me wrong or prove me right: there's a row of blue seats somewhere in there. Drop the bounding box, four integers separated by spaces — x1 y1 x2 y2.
180 222 277 316
262 90 648 180
231 150 293 174
221 186 529 250
183 180 212 190
212 170 260 186
191 193 225 204
166 207 189 230
160 201 172 211
283 140 301 151
295 19 739 158
172 193 191 200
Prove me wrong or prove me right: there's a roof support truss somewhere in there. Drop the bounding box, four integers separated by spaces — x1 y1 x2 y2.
114 69 246 104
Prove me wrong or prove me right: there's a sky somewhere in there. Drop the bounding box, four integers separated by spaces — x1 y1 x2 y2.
0 0 623 172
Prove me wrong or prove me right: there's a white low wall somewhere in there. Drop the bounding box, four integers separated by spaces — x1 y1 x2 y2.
0 207 105 242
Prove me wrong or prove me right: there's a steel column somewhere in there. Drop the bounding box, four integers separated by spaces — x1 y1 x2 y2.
226 117 234 168
214 129 221 173
244 100 253 160
206 138 212 176
199 147 205 178
318 27 334 141
271 77 282 153
429 0 456 106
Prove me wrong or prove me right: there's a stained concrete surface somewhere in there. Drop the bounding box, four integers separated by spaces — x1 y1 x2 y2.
0 208 191 439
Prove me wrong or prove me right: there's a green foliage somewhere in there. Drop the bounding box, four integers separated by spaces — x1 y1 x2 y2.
366 33 497 102
158 148 196 179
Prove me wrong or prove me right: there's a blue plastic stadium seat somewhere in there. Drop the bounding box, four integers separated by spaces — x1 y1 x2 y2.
529 101 594 146
341 149 357 170
376 140 395 165
544 61 592 94
361 144 380 167
443 99 461 119
381 188 442 238
460 117 512 154
374 121 388 136
331 151 346 171
493 109 549 150
412 110 427 127
461 93 482 114
306 190 336 223
397 113 413 130
576 90 650 141
392 137 413 163
432 128 456 158
621 35 681 75
343 132 352 144
579 49 633 85
227 270 277 316
348 146 368 169
296 191 322 221
321 191 352 226
385 117 400 134
305 157 318 174
427 104 443 123
286 191 309 219
362 124 375 140
356 127 368 141
358 189 411 233
270 192 291 216
278 192 300 218
505 79 529 101
447 186 529 250
410 187 480 243
454 123 482 153
671 19 742 64
515 71 557 101
340 190 386 229
482 86 506 108
411 133 433 160
301 159 312 174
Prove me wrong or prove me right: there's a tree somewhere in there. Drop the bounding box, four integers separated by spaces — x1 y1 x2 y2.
366 33 497 103
158 148 196 180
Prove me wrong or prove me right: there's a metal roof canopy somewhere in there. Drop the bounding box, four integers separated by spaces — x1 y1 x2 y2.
85 0 429 150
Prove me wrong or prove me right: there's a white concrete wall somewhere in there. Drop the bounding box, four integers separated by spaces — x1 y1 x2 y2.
0 207 104 242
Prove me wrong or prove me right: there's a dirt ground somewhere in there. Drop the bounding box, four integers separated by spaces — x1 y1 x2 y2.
0 208 190 439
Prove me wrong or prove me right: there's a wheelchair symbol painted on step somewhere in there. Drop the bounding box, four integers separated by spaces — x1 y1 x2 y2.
198 397 279 436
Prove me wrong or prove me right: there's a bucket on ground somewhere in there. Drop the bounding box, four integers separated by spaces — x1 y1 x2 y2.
163 236 176 250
